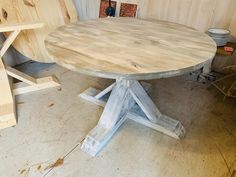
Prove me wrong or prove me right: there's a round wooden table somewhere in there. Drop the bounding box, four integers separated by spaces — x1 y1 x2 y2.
45 17 216 156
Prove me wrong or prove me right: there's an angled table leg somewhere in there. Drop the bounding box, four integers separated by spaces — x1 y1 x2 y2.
81 80 136 156
128 81 185 139
80 79 185 156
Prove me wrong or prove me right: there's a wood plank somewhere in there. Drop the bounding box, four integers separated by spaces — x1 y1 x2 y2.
0 30 20 57
13 76 60 95
98 80 135 129
81 81 135 156
95 83 115 99
0 59 16 129
79 81 152 107
127 104 185 139
0 22 44 33
81 116 127 156
129 80 160 123
79 87 106 107
6 66 37 85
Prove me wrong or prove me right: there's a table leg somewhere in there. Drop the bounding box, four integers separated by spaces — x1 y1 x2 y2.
80 80 185 156
81 80 136 156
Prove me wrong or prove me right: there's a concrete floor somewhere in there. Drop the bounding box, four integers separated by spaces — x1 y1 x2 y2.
0 62 236 177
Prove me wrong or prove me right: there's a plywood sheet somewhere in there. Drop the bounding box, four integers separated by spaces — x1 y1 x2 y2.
0 0 77 63
230 6 236 37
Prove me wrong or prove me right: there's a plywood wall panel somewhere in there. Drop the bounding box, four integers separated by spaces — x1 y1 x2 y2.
74 0 149 20
73 0 100 20
229 2 236 37
147 0 236 32
210 0 236 28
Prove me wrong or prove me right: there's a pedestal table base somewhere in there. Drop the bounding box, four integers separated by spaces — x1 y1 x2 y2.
79 80 185 156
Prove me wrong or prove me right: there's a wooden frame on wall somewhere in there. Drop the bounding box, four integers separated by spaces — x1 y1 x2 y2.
99 0 117 18
119 3 138 17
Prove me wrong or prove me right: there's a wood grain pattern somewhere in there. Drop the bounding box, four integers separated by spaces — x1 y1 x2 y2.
45 17 216 80
0 0 77 63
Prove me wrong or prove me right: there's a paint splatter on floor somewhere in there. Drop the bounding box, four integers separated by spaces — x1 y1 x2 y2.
45 158 64 170
48 103 55 107
37 164 42 171
20 169 26 174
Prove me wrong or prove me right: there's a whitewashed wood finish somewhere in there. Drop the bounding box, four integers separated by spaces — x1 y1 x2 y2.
80 80 185 156
95 83 115 99
98 80 135 129
129 80 161 123
127 105 185 139
81 80 135 156
0 0 77 63
79 81 151 107
46 17 215 156
80 87 107 107
46 17 216 80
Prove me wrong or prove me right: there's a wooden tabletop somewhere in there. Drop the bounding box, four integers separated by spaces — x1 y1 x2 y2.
45 17 216 80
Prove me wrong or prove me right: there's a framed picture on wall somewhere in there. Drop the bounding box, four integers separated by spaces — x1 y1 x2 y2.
99 0 117 18
120 3 138 17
